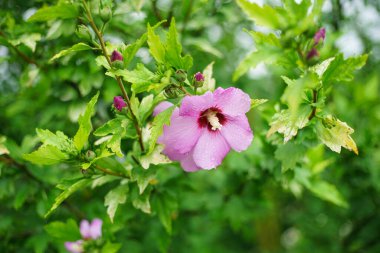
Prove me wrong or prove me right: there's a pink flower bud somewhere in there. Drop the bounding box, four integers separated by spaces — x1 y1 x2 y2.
307 48 319 60
113 96 126 111
314 28 326 45
110 50 123 62
194 72 205 82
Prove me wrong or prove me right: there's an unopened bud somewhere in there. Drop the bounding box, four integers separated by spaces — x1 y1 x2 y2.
110 50 124 69
111 50 123 62
86 150 96 161
174 69 187 82
314 28 326 45
164 85 180 99
100 6 112 23
193 72 205 87
113 96 127 111
75 25 92 41
306 48 319 60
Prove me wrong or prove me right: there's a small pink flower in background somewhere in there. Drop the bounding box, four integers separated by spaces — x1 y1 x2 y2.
314 28 326 45
194 72 205 82
64 218 102 253
155 87 253 172
65 240 84 253
110 50 123 62
113 96 126 111
80 218 102 240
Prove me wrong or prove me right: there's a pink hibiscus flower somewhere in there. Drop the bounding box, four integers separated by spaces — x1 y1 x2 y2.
64 218 102 253
79 218 102 240
154 87 253 172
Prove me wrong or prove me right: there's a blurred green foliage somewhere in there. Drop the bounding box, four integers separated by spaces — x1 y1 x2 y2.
1 0 380 252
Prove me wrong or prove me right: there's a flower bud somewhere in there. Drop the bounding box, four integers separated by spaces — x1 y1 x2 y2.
174 69 187 82
193 72 205 87
75 25 92 41
111 50 123 62
85 150 96 161
306 48 319 60
314 28 326 45
110 50 124 69
113 96 127 111
164 85 180 99
99 6 112 23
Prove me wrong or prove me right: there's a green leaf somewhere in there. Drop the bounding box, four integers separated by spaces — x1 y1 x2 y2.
94 118 126 136
247 30 281 48
101 242 122 253
322 54 368 84
147 23 166 63
152 192 177 234
275 142 307 171
236 0 283 29
316 115 358 155
139 94 154 123
94 117 130 157
45 179 91 218
95 55 110 70
267 106 311 142
250 99 268 109
36 129 75 153
309 57 335 77
140 145 171 169
44 219 81 241
132 192 151 214
23 145 69 165
148 105 175 154
165 18 193 70
123 34 147 67
307 180 348 208
9 33 41 52
127 21 165 65
233 48 281 81
186 38 223 58
28 4 79 22
281 74 319 120
0 136 9 155
49 43 93 63
73 92 99 151
105 183 129 222
112 64 156 94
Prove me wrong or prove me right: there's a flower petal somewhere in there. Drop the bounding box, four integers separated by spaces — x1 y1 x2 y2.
161 115 201 154
180 151 201 172
220 116 253 152
193 130 230 169
179 92 214 117
64 240 83 253
79 220 91 239
89 218 102 239
214 87 251 116
153 101 174 116
161 137 187 161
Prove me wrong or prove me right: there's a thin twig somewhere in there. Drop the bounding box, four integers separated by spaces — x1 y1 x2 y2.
178 86 191 96
0 31 39 67
94 164 127 178
82 0 145 151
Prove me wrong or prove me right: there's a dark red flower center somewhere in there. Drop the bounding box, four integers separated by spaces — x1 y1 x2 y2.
198 107 226 131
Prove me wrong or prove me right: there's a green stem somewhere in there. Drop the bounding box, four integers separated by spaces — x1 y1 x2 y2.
308 89 318 120
82 0 145 152
94 165 128 178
